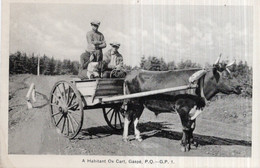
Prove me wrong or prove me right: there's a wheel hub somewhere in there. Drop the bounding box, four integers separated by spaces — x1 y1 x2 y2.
59 106 68 116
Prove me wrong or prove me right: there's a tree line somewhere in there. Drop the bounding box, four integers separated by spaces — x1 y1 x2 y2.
9 51 79 75
9 51 252 97
9 51 252 75
139 56 201 71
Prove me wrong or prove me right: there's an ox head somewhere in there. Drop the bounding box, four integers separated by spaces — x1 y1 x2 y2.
204 54 242 100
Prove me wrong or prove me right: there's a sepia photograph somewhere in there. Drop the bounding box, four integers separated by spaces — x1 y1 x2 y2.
1 0 259 167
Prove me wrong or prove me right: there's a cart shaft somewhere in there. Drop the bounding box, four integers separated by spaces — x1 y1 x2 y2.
102 84 197 102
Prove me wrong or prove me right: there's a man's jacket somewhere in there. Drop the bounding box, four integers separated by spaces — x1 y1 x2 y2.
103 49 123 69
86 30 106 60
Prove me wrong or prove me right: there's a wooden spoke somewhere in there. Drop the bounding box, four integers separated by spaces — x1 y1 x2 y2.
50 103 60 108
73 104 79 111
52 94 64 105
103 105 124 131
68 102 79 110
68 109 80 113
68 110 81 116
66 87 71 104
68 113 79 127
109 110 115 123
67 117 70 136
118 111 123 128
52 111 61 117
61 117 66 133
114 111 117 128
62 83 67 103
67 114 75 134
67 93 76 107
56 114 64 126
106 108 113 115
56 85 65 102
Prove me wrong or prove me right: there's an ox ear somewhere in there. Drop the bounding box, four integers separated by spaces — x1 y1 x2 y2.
214 53 222 65
225 60 235 74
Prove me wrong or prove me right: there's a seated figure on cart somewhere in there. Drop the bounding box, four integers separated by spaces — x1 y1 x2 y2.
78 20 106 79
102 42 126 78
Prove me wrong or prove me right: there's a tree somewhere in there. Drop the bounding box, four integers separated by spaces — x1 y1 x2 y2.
42 54 51 75
71 61 79 75
9 53 16 74
140 55 146 69
141 56 162 71
54 60 62 75
15 51 24 74
167 61 177 70
21 52 28 73
61 59 72 75
177 60 201 69
48 57 56 75
29 53 37 74
228 61 252 97
159 58 168 71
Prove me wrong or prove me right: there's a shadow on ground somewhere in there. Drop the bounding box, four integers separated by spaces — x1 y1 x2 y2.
33 91 49 108
74 126 122 141
76 121 251 147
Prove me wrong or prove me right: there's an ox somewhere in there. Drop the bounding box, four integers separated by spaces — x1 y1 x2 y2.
122 56 241 152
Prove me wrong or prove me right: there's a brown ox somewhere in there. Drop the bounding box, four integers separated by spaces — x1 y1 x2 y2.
122 56 241 152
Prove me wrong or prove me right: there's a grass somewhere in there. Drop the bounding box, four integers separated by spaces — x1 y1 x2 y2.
202 95 252 127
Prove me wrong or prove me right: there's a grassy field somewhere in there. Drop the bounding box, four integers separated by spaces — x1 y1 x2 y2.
202 95 252 128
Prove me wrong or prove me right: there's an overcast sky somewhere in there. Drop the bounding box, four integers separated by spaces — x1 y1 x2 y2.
9 3 252 66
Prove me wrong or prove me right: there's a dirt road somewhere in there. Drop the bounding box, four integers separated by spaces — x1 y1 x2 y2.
8 75 252 157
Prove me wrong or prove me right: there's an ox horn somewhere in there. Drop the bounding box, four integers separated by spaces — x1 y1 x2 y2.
189 106 203 120
225 60 235 74
214 53 222 65
226 60 235 68
225 67 231 74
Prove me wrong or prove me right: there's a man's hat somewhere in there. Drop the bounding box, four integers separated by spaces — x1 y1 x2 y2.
110 42 120 48
90 20 100 26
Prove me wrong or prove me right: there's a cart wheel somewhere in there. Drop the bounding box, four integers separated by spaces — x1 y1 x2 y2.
50 80 83 139
103 105 124 131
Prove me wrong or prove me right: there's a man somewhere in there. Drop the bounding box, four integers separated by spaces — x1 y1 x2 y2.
103 42 124 78
78 20 106 79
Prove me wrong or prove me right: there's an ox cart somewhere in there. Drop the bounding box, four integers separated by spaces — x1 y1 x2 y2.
49 70 206 139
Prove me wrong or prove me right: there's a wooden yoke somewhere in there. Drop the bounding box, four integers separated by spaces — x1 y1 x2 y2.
189 69 208 103
188 69 207 83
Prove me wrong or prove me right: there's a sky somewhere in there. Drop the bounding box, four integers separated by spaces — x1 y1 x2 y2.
9 3 253 67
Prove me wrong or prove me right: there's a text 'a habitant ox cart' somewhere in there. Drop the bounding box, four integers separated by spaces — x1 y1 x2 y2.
49 69 207 139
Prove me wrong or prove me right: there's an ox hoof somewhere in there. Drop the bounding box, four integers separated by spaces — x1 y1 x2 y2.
122 138 129 142
135 137 143 142
181 145 190 152
181 146 186 152
192 141 198 148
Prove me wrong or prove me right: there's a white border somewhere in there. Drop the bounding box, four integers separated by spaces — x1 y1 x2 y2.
1 0 259 168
